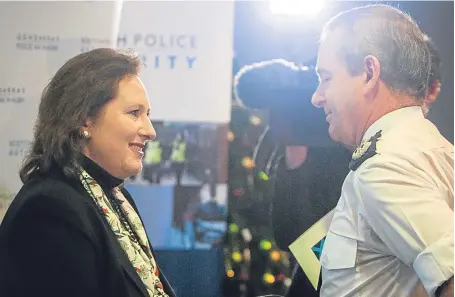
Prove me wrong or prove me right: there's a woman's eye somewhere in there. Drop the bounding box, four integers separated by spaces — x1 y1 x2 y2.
129 109 140 117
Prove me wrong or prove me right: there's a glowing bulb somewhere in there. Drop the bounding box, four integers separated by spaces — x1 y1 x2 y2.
241 156 255 169
269 0 324 16
259 239 272 251
250 115 261 125
270 250 281 262
227 130 235 142
263 273 275 284
232 251 243 263
258 171 269 181
227 269 235 278
229 223 239 233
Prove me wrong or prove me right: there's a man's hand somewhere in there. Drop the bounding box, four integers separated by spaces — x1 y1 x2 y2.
437 276 454 297
285 146 309 169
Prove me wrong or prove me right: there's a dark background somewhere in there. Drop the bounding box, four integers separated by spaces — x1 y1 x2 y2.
233 1 454 143
156 2 454 297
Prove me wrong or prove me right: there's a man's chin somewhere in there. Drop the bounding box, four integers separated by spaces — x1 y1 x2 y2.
328 125 340 142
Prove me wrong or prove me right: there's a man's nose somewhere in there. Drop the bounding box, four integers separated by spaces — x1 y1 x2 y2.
311 92 324 108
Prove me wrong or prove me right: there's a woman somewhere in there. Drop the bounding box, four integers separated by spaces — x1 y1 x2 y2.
0 48 176 297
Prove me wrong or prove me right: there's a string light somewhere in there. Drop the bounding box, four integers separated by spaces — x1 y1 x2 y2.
232 188 244 197
232 251 243 263
270 250 281 262
243 248 251 262
284 278 292 287
258 171 269 181
263 272 275 284
250 115 261 126
259 239 272 251
227 269 235 278
241 156 255 169
227 130 235 142
228 223 239 233
276 273 286 281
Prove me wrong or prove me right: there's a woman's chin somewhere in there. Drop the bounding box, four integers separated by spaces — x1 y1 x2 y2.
121 160 142 179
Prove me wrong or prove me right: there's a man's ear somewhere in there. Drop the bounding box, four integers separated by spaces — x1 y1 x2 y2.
425 80 441 105
362 55 381 98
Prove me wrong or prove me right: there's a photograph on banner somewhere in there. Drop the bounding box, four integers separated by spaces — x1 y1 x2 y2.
125 121 228 250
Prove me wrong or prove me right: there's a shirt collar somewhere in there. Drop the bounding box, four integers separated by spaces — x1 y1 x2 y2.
362 106 424 142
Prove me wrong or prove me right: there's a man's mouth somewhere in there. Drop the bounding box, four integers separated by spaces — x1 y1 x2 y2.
325 112 332 122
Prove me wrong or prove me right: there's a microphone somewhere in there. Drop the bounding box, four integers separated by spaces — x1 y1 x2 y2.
233 59 334 147
234 59 317 109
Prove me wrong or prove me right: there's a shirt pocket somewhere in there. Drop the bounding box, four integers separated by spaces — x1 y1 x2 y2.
320 231 357 270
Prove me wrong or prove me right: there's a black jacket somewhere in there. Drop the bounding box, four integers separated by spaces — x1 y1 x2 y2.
272 145 351 297
0 157 176 297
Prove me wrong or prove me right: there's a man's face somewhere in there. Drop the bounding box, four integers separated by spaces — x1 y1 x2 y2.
312 29 365 147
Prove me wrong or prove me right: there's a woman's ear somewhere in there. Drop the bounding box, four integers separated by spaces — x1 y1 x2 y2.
80 118 94 139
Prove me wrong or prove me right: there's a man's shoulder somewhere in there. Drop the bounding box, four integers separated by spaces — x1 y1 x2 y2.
381 118 451 152
367 120 450 164
349 119 453 185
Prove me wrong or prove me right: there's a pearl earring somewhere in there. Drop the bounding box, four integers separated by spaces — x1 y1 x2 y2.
82 130 90 139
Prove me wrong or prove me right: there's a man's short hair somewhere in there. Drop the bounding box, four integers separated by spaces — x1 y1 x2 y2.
321 4 431 101
424 35 442 86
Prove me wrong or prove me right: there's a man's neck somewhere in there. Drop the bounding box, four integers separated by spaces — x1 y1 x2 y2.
355 92 419 145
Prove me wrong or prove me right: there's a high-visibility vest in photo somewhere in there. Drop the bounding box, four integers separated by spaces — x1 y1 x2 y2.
144 141 162 165
171 141 186 163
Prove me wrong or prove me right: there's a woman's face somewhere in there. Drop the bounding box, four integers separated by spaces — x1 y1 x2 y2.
83 75 156 179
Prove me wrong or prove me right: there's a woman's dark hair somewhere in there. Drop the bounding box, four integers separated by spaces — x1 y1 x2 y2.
19 48 142 183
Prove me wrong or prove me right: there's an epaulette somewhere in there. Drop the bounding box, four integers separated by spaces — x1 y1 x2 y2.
349 130 382 171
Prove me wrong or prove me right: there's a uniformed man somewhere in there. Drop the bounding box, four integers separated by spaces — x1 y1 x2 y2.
143 139 163 184
312 4 453 297
170 133 187 185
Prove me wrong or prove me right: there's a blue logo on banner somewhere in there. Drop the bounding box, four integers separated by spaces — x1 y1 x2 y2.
0 87 26 104
8 140 32 157
117 33 198 70
16 33 59 51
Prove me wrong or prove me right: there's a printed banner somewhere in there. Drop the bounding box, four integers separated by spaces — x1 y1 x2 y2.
0 1 123 219
118 1 235 123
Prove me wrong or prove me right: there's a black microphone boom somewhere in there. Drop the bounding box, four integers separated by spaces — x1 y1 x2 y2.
233 59 334 147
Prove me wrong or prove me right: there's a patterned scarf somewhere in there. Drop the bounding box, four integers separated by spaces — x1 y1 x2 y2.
79 169 168 297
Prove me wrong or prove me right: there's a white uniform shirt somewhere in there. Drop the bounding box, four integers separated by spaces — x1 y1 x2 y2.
320 107 454 297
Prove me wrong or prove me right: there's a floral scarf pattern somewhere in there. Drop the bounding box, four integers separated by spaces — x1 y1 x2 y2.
79 169 168 297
